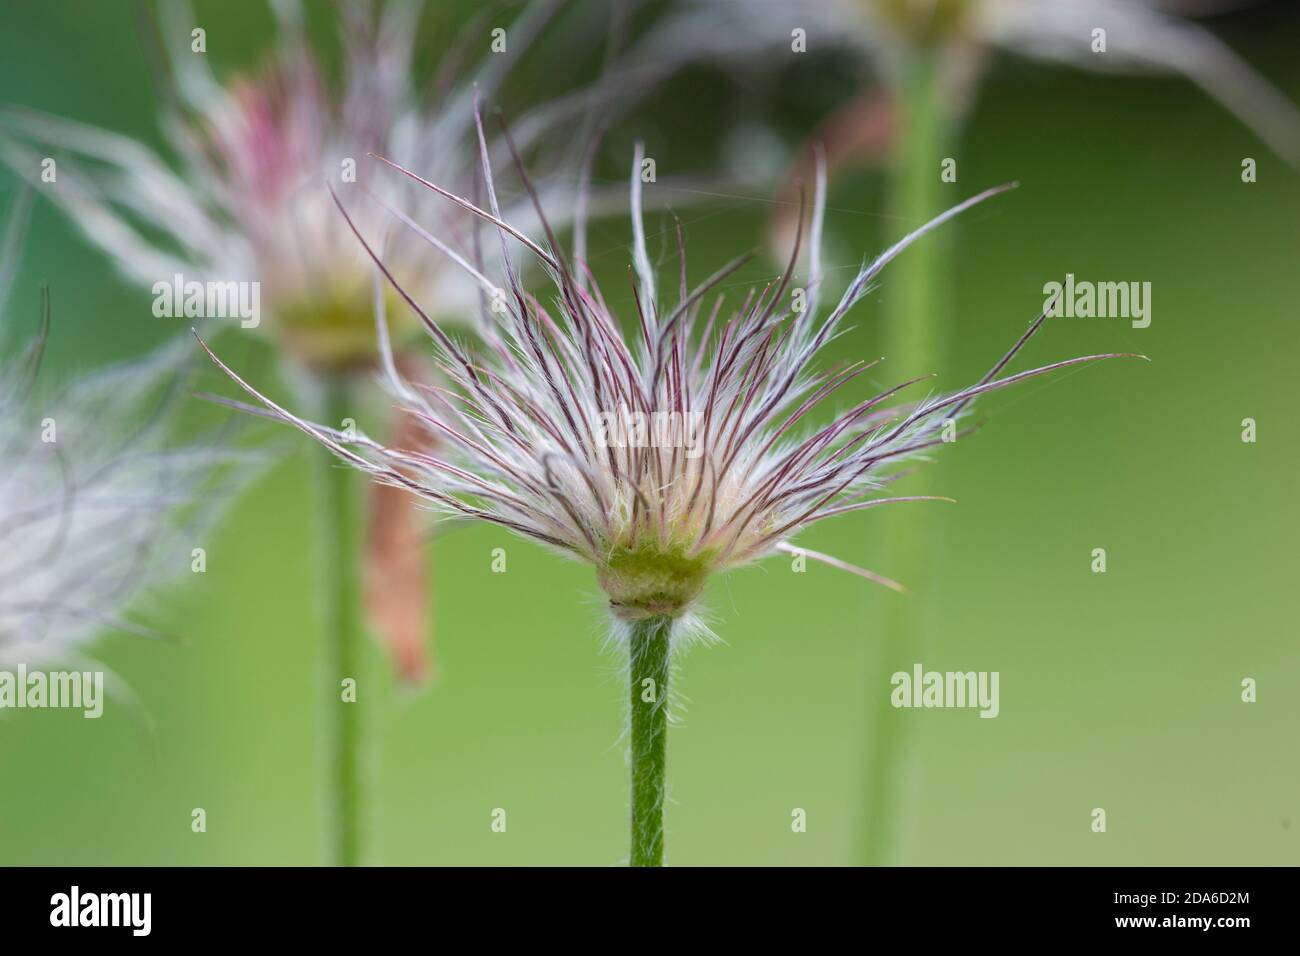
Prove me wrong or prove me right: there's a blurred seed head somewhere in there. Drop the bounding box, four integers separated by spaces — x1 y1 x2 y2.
0 338 257 668
0 199 260 670
638 0 1300 165
0 0 619 372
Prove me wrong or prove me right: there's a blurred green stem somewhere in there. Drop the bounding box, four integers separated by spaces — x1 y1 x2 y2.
319 374 366 867
629 614 672 867
864 51 951 867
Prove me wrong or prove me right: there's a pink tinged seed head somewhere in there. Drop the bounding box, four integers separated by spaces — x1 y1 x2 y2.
0 0 606 372
200 111 1145 622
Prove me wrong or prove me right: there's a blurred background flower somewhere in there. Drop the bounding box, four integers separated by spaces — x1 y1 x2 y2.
2 0 614 370
0 199 255 703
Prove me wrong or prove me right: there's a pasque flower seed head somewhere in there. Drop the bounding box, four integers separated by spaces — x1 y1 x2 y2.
199 115 1145 626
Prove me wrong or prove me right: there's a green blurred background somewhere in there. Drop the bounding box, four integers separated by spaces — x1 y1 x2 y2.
0 0 1296 865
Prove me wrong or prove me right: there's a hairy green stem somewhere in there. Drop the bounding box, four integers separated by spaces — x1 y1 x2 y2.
628 614 672 867
319 375 366 867
864 52 952 867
